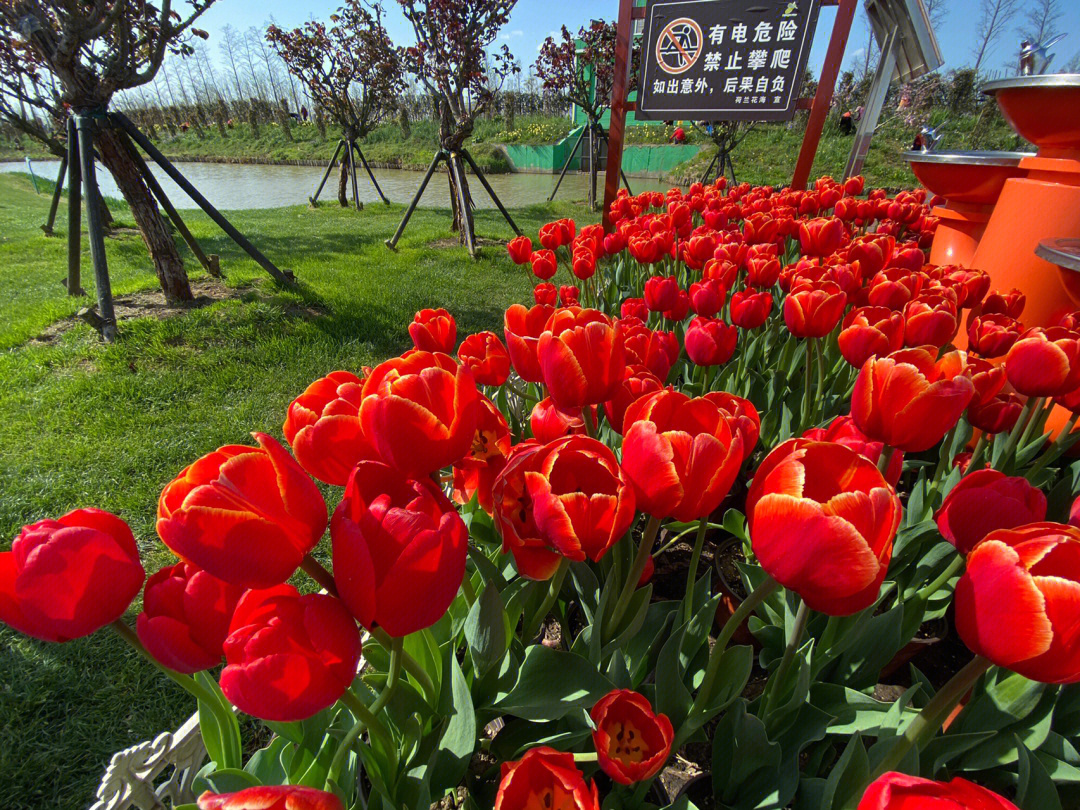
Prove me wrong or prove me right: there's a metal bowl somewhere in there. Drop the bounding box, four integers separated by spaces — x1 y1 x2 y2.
903 150 1031 205
981 75 1080 154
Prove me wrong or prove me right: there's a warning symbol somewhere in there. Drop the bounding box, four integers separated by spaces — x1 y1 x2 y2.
655 17 703 75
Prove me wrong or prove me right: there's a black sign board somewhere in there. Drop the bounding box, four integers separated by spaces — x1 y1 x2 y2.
635 0 822 121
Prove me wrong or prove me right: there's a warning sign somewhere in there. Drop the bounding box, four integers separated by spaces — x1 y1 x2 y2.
636 0 821 121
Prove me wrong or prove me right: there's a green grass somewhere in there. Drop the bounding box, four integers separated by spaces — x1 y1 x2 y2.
0 172 586 810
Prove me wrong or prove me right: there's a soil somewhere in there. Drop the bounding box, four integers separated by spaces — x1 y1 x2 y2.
27 278 325 345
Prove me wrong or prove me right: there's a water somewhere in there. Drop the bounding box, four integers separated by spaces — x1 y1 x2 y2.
1 158 673 211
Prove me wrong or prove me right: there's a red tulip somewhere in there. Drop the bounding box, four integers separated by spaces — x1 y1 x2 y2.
359 350 480 477
530 396 587 443
956 523 1080 683
137 562 243 674
603 230 627 255
533 282 557 306
967 392 1021 434
746 440 901 615
332 461 467 636
283 371 373 486
689 279 726 318
704 258 739 288
507 235 533 264
559 285 581 307
803 414 904 485
158 433 327 589
839 306 905 369
730 289 773 329
798 217 847 257
530 249 557 280
848 234 894 278
784 281 847 338
644 275 680 312
493 437 636 577
746 255 781 288
707 391 760 461
685 316 738 366
851 348 975 452
844 175 865 196
221 585 361 721
0 509 144 643
538 308 626 408
197 786 344 810
622 390 744 521
572 249 596 280
591 690 674 785
604 364 664 435
967 313 1022 358
662 289 691 322
903 296 957 348
962 355 1007 406
621 298 648 322
868 268 924 310
857 773 1018 810
458 331 511 387
1005 327 1080 397
538 222 565 250
453 395 512 514
982 288 1025 319
495 747 600 810
505 303 556 383
935 470 1046 554
409 308 456 353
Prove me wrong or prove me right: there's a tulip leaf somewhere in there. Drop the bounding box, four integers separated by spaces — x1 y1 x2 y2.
958 687 1057 770
464 582 510 678
197 697 227 773
244 736 289 785
196 767 261 795
711 698 782 810
569 562 601 625
495 646 614 721
601 584 652 659
1016 736 1064 810
623 601 679 687
655 623 694 731
921 730 996 776
820 732 869 810
490 718 594 762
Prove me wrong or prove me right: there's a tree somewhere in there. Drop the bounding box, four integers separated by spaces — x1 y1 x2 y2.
267 1 404 207
1017 0 1062 51
924 0 949 31
398 0 519 240
970 0 1019 74
0 0 217 302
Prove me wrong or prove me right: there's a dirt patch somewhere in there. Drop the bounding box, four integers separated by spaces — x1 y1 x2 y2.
426 236 507 250
29 278 240 344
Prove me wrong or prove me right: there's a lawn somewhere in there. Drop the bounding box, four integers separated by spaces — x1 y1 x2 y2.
0 172 584 810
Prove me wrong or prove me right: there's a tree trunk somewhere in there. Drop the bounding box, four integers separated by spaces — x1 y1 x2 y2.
337 157 350 207
95 126 193 302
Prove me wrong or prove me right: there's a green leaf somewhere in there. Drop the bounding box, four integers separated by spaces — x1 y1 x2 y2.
1017 736 1063 810
820 732 869 810
602 584 652 659
464 582 510 678
921 731 995 776
197 697 227 771
495 646 614 721
685 645 753 734
198 768 260 794
655 623 694 731
244 737 289 785
711 699 782 810
428 654 477 793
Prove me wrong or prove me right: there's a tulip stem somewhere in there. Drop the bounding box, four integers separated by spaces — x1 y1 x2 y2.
1027 413 1080 477
1015 397 1049 460
583 405 598 439
916 554 965 602
877 445 898 476
802 339 814 429
523 558 571 643
761 599 810 718
110 620 242 769
1000 396 1040 467
340 689 396 759
681 575 780 742
369 626 438 706
327 639 403 792
869 655 992 781
608 516 662 636
301 554 338 596
460 569 477 607
966 433 988 474
682 518 710 624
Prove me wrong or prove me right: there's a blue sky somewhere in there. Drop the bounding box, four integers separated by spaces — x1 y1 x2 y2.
188 0 1080 83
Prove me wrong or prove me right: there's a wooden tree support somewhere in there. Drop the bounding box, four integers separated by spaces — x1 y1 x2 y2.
42 154 68 236
56 110 293 340
385 147 522 258
310 138 390 208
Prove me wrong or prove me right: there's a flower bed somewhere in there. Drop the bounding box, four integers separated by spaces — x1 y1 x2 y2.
5 175 1080 810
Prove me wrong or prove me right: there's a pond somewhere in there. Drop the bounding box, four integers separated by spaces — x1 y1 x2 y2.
1 158 674 211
